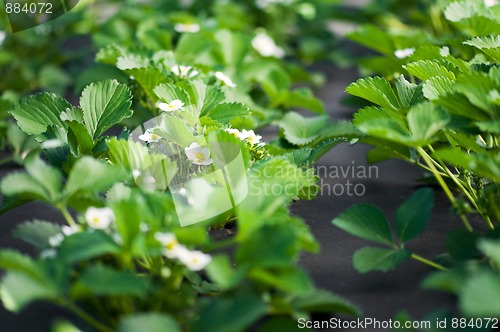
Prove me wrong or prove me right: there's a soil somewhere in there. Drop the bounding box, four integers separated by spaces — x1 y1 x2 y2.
0 62 472 332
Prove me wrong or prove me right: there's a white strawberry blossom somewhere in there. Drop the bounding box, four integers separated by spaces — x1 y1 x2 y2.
215 71 237 88
139 130 161 143
174 23 201 33
157 99 185 112
85 207 115 230
171 65 199 78
225 128 263 146
177 248 212 271
252 32 285 58
155 232 182 258
185 142 213 166
394 48 415 59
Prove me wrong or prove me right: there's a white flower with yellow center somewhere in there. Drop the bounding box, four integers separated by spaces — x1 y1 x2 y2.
394 48 415 59
185 142 213 166
177 248 212 271
239 129 263 146
171 65 199 78
157 99 184 112
85 207 115 230
174 23 201 33
139 130 162 143
252 32 285 58
155 232 182 258
215 71 237 88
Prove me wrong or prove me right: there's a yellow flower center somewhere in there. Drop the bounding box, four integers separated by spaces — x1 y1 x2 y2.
194 152 205 162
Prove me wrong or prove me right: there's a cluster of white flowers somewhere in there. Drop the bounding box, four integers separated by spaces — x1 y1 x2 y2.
157 99 185 112
171 65 199 78
215 71 237 88
155 232 211 271
394 48 415 59
185 142 213 166
43 224 82 259
252 32 285 58
174 23 201 33
225 128 263 146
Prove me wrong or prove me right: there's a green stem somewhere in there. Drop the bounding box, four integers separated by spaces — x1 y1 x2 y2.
417 147 473 232
411 253 447 271
58 205 77 228
67 303 114 332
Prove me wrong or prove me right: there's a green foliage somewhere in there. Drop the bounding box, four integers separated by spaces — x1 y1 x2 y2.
332 189 435 273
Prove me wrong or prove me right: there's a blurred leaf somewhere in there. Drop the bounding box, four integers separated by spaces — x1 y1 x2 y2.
119 314 180 332
353 247 411 273
332 204 393 245
395 188 434 242
73 265 149 298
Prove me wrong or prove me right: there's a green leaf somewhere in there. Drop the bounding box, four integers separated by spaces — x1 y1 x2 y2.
66 121 94 156
279 112 329 145
73 265 149 298
250 266 314 295
455 71 498 115
0 272 58 313
353 107 411 145
107 138 167 172
395 75 423 109
214 29 249 66
10 93 70 140
284 88 325 114
464 36 500 63
407 103 450 144
347 25 394 56
353 247 411 273
59 231 120 264
63 157 128 199
422 76 454 100
119 314 181 332
175 32 213 64
25 157 63 200
395 188 434 243
332 204 393 245
478 239 500 266
346 76 400 111
80 80 133 139
152 115 196 148
460 272 500 317
404 60 456 81
192 295 267 332
206 102 249 124
127 67 168 103
205 255 242 290
0 250 45 282
13 220 62 250
1 172 51 202
292 289 360 316
154 83 191 107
